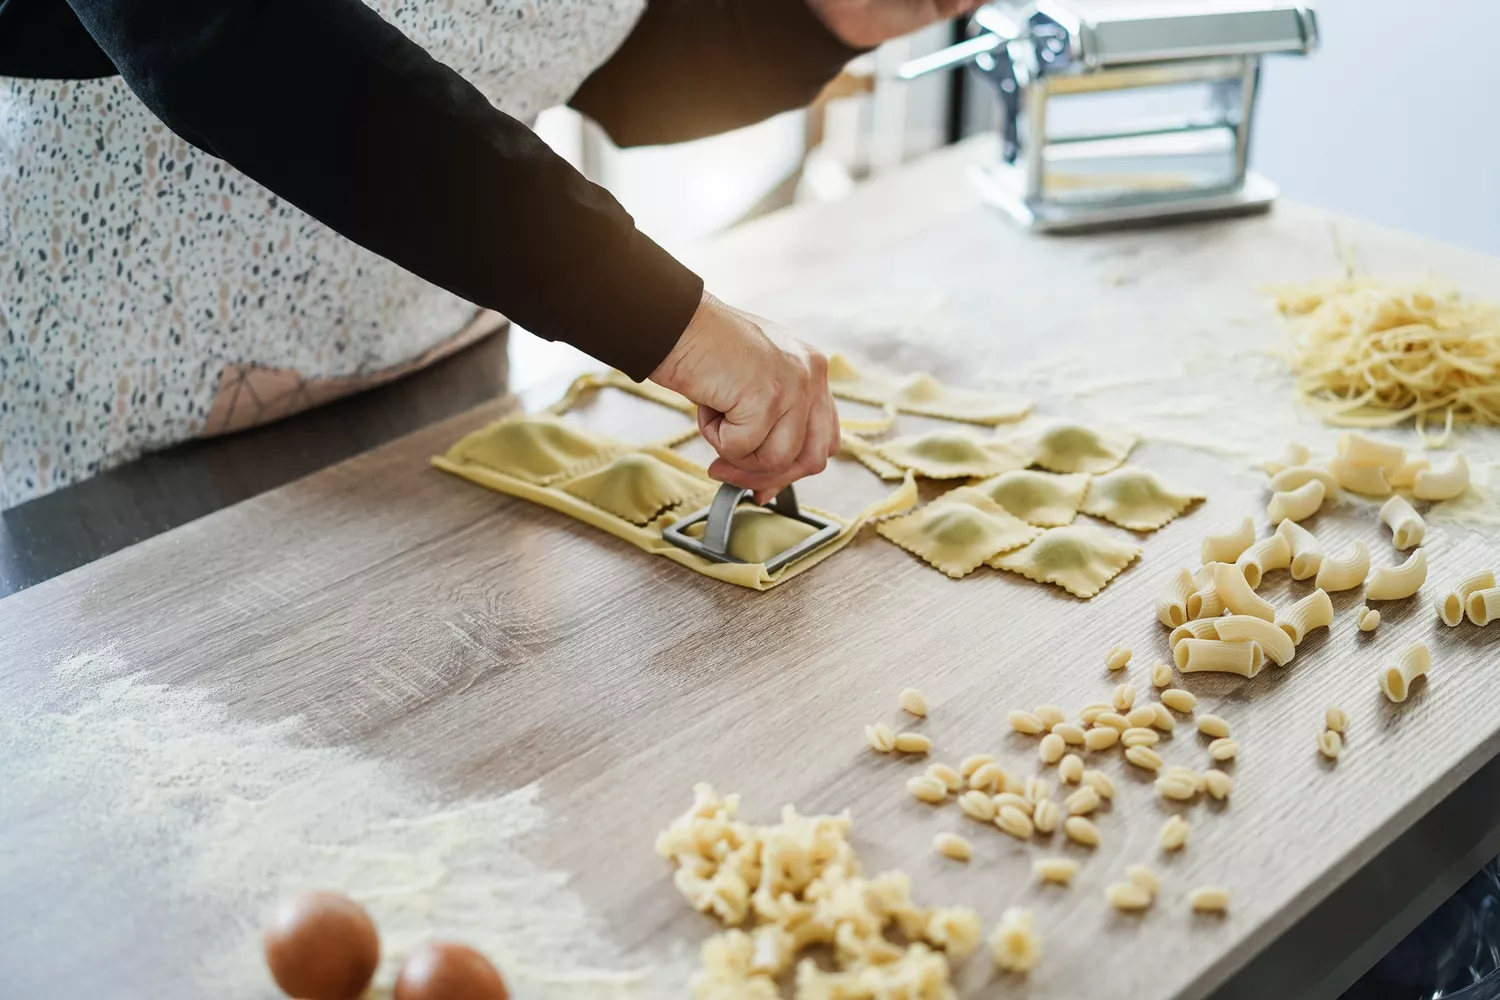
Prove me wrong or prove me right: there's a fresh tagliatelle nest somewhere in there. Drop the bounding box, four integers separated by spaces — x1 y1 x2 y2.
1274 278 1500 435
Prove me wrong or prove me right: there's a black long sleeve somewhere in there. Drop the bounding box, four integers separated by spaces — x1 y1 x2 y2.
0 0 860 378
571 0 862 148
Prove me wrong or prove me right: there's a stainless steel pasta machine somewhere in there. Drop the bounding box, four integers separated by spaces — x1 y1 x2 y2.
898 0 1319 232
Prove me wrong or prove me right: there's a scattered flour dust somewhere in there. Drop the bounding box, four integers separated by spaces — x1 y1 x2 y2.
9 647 685 999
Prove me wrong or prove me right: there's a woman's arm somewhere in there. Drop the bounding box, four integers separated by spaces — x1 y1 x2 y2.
569 0 865 148
61 0 702 380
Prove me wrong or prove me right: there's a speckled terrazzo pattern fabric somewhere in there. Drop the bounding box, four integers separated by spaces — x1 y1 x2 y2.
0 0 644 507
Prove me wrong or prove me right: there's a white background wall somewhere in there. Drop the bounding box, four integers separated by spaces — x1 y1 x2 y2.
1252 0 1500 256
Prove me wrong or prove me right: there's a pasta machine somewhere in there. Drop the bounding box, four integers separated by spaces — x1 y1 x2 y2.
663 483 841 575
898 1 1319 232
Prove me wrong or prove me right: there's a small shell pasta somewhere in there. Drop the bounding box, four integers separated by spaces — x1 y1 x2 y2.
1151 661 1173 688
1159 815 1191 850
995 792 1032 815
1082 770 1117 799
1078 702 1111 725
1106 881 1153 911
1275 518 1325 580
1413 452 1470 501
1007 710 1046 735
866 723 896 752
1064 786 1101 816
1203 769 1234 800
1161 688 1197 713
1214 614 1297 667
1039 733 1066 764
1170 618 1221 648
1338 431 1406 472
1470 588 1500 627
1128 867 1161 895
894 732 932 754
1441 571 1496 627
900 687 930 716
1105 644 1133 671
1190 886 1230 913
1084 726 1120 751
960 789 998 821
1355 605 1381 631
1112 683 1136 713
1175 638 1265 678
1197 714 1231 738
1365 549 1428 601
907 775 948 802
1064 816 1101 847
960 753 998 777
1325 706 1348 733
1125 704 1155 728
1268 478 1327 523
1034 856 1078 884
935 832 974 861
1201 516 1255 565
1155 772 1198 801
1329 457 1392 497
1156 567 1197 628
1379 495 1427 550
970 762 1008 793
996 804 1036 839
1318 729 1343 759
1316 540 1371 593
1034 705 1066 728
927 763 963 791
1213 561 1277 621
1125 745 1164 770
1236 533 1292 589
1277 588 1334 644
1032 798 1062 833
1052 723 1087 746
1059 754 1084 784
990 907 1041 973
1380 642 1432 703
1208 738 1239 761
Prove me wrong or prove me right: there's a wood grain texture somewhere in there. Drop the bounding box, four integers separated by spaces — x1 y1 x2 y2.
3 137 1499 1000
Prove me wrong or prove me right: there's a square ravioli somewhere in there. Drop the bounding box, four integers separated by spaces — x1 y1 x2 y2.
988 524 1142 598
969 470 1091 527
828 354 1032 425
1079 466 1205 531
444 413 622 484
877 486 1043 578
874 429 1031 480
559 448 715 525
1009 421 1137 475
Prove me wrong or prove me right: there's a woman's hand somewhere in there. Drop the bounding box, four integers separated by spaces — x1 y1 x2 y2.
805 0 985 49
650 292 840 502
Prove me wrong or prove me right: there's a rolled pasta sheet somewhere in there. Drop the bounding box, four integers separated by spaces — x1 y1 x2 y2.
1379 495 1426 550
1277 588 1334 645
1275 518 1325 580
1201 516 1255 565
1328 458 1392 497
1380 642 1432 703
1337 431 1406 473
1441 571 1497 627
1174 638 1265 678
1214 614 1296 667
1315 540 1371 593
1156 567 1196 628
1187 583 1226 620
1268 465 1340 495
1169 618 1221 648
1469 587 1500 627
1268 479 1326 523
1388 454 1430 489
1213 561 1277 621
1262 442 1312 477
1414 452 1470 501
1365 549 1428 601
1236 533 1292 589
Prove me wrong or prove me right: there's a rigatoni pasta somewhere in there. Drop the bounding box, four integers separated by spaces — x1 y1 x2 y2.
1269 464 1340 495
1213 561 1278 621
1413 452 1470 501
1316 540 1371 593
1441 571 1496 626
1214 614 1297 667
1268 478 1327 523
1389 453 1430 488
1170 618 1221 648
1468 588 1500 627
1263 442 1311 476
1365 549 1428 601
1276 518 1325 580
1156 567 1197 628
1201 516 1256 565
1380 642 1432 703
1379 495 1427 549
1237 532 1293 589
1277 588 1334 644
1329 457 1392 497
1175 638 1265 678
1338 431 1406 472
1187 582 1227 620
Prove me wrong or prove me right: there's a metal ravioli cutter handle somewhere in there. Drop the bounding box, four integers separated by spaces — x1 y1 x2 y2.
664 482 841 575
699 484 802 555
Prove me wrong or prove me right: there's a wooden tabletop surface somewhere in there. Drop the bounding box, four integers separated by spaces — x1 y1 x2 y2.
3 137 1499 1000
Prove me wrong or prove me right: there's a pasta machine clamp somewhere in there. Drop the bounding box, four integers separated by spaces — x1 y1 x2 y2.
897 1 1319 232
662 483 842 575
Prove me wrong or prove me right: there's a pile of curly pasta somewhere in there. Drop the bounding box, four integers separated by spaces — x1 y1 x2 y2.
1275 278 1500 435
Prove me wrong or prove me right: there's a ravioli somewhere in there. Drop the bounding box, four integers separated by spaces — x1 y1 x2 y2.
970 470 1090 527
840 432 908 481
827 354 1033 425
1079 466 1204 531
877 487 1041 578
1012 422 1137 475
560 449 715 524
988 524 1142 598
875 429 1030 479
683 508 822 565
445 414 619 484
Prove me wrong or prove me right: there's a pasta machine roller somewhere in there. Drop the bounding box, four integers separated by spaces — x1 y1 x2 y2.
663 483 841 575
899 1 1319 232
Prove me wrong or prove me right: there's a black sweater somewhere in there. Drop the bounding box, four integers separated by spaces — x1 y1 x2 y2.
0 0 860 379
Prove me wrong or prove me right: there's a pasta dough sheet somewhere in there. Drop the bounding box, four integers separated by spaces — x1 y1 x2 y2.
874 429 1031 480
839 433 908 481
1009 422 1138 475
989 524 1143 598
435 416 917 590
877 486 1042 578
827 354 1033 425
970 469 1091 526
1080 466 1205 531
446 413 624 485
546 369 702 448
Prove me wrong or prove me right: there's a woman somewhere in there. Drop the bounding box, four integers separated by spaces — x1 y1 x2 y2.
0 0 972 507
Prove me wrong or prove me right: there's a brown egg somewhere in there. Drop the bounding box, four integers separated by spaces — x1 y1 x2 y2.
263 890 380 1000
394 942 509 1000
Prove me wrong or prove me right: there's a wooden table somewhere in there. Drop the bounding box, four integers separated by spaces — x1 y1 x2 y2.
4 137 1499 1000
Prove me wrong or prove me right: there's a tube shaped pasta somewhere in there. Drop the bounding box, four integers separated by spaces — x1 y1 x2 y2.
1262 442 1311 476
1338 432 1406 473
1169 618 1220 648
1268 479 1326 523
1187 583 1225 620
1414 453 1470 501
1315 540 1371 593
1268 465 1340 495
1469 588 1500 627
1214 614 1296 666
1275 518 1325 580
1213 561 1276 621
1380 642 1432 703
1365 549 1428 601
1236 533 1292 589
1156 567 1196 628
1328 458 1392 497
1174 638 1264 678
1442 571 1497 627
1379 495 1426 550
1389 454 1430 489
1277 588 1334 645
1201 517 1255 565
